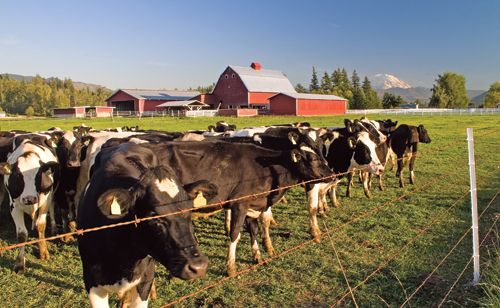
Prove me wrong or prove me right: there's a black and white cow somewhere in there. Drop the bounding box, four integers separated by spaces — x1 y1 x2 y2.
390 124 431 187
140 129 332 276
0 137 60 273
304 119 388 241
78 142 214 307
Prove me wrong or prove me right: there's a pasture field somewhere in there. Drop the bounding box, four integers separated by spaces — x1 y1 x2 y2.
0 114 498 307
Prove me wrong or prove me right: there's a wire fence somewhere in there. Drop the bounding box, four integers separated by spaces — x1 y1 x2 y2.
0 129 497 307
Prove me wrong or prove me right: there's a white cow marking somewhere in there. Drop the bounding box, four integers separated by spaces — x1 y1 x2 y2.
155 178 180 197
300 146 317 155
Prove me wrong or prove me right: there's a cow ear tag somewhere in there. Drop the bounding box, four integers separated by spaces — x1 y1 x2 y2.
110 196 122 215
324 139 331 147
193 192 206 208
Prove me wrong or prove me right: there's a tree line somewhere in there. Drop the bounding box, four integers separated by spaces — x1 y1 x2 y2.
0 75 111 116
299 68 499 109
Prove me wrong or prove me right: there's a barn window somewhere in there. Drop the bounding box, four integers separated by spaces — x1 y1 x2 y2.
232 73 235 78
225 74 228 79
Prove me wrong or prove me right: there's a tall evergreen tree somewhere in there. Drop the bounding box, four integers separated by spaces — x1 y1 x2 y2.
351 70 360 88
362 76 381 108
320 72 332 94
349 70 366 109
309 67 320 93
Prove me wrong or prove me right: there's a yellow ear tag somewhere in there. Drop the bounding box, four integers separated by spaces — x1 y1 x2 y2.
193 192 206 208
110 196 122 215
324 139 331 146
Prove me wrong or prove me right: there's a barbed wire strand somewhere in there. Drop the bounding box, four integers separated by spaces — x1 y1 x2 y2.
400 189 499 307
0 147 430 254
437 214 499 307
332 190 470 307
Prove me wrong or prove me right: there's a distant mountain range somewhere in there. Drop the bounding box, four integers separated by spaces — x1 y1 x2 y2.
372 74 487 106
1 73 110 92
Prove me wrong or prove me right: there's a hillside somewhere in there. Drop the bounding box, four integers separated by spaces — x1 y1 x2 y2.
1 73 110 91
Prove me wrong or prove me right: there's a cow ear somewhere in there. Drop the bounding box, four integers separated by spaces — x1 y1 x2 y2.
409 127 419 144
288 132 299 145
290 149 302 163
252 134 263 144
97 188 132 219
347 137 357 150
0 162 11 175
183 180 218 208
344 119 353 133
82 135 93 146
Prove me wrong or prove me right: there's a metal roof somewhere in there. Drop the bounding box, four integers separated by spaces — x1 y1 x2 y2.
273 92 347 101
229 66 296 93
156 100 208 108
108 89 200 101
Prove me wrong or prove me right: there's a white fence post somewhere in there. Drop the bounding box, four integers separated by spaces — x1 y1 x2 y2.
467 128 480 285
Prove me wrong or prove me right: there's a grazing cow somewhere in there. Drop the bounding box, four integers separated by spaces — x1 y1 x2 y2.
141 129 332 276
78 143 214 307
390 124 431 187
0 137 60 273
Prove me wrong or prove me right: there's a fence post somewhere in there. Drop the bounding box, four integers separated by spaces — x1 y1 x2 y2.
467 128 480 285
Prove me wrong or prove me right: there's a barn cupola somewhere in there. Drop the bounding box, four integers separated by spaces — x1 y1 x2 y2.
251 62 262 70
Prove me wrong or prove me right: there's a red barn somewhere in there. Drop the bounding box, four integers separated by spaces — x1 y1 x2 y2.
53 106 114 118
106 89 200 114
207 62 296 109
269 92 347 116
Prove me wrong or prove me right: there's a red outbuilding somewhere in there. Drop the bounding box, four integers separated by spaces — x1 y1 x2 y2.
205 62 296 110
106 89 200 114
269 92 347 116
52 106 115 118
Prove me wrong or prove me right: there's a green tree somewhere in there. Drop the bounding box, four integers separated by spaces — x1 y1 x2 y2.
382 92 404 108
362 76 381 108
320 72 332 94
25 106 35 116
429 72 469 108
483 81 500 108
309 67 320 93
331 68 352 100
295 83 307 93
349 70 366 109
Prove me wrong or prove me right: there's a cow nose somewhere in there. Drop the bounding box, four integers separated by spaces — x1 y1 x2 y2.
379 134 387 144
22 196 38 205
182 255 208 279
67 160 80 168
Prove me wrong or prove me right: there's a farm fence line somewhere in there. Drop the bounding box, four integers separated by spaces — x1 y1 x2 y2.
0 128 497 306
347 107 500 116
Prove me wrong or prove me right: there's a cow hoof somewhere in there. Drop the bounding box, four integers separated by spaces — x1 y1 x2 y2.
40 250 50 260
13 264 25 274
254 255 262 264
379 186 384 191
270 218 279 227
267 247 275 257
313 236 321 243
227 267 237 277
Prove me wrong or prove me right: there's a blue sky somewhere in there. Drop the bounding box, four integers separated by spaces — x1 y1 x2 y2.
0 0 498 90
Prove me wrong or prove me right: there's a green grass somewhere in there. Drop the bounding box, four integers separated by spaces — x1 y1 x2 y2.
0 114 498 307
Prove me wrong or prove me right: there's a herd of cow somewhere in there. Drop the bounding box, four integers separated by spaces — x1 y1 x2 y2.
0 118 430 307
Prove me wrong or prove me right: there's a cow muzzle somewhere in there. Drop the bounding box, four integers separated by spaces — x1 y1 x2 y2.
180 254 208 280
22 195 38 205
67 160 81 168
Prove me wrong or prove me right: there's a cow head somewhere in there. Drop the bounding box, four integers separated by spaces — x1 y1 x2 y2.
353 119 387 145
417 125 431 143
287 130 333 181
377 119 398 134
0 153 59 207
67 135 93 168
93 146 213 280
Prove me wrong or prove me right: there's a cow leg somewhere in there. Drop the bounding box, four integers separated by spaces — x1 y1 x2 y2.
367 172 373 190
11 206 27 273
357 170 363 184
226 206 246 277
329 181 341 207
378 173 385 191
89 286 109 308
62 191 76 242
122 259 154 308
318 183 330 216
48 195 57 236
396 155 404 188
409 145 418 184
260 207 275 256
346 172 354 197
306 184 322 242
247 217 262 263
224 209 231 236
363 173 372 199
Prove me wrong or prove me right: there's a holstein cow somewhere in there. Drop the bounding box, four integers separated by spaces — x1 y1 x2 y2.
78 142 214 307
390 124 431 187
355 118 398 197
304 119 387 241
141 130 333 277
0 136 60 273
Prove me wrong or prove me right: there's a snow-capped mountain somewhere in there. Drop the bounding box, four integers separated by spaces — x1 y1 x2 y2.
372 74 411 90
